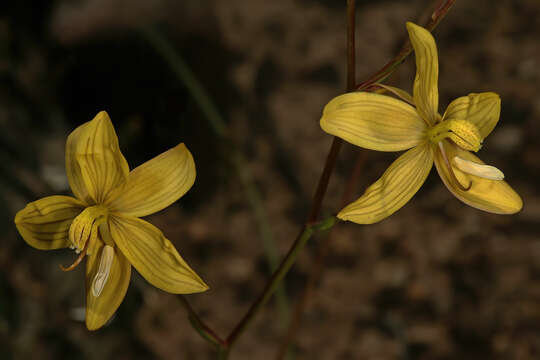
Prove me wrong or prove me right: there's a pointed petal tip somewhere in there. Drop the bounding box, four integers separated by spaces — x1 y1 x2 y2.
85 307 107 331
85 314 111 331
406 21 426 33
14 208 23 224
336 211 348 221
336 209 381 225
191 281 210 293
94 110 111 120
85 320 101 331
168 274 209 294
505 192 523 214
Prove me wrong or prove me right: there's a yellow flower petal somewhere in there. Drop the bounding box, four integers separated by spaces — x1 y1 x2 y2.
14 196 84 250
376 83 415 106
406 22 439 125
434 141 522 214
338 142 433 224
320 92 426 152
66 111 129 204
443 92 501 139
109 215 208 294
107 143 196 217
85 241 131 330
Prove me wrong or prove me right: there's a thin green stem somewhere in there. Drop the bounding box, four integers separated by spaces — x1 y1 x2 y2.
179 295 226 347
226 216 338 347
217 347 230 360
226 0 356 352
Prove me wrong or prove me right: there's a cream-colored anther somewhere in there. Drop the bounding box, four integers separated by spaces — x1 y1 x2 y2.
453 156 504 180
429 119 482 152
91 245 115 297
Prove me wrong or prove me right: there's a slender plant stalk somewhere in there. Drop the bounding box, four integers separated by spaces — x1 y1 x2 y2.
275 1 356 358
225 1 357 354
356 0 455 91
307 0 356 223
219 1 355 354
276 152 367 359
140 0 457 357
225 216 338 347
277 1 458 357
178 295 226 347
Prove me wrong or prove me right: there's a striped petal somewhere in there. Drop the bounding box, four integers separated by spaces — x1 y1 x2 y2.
107 143 195 217
109 215 208 294
14 195 84 250
376 83 415 106
406 22 439 125
66 111 129 204
338 142 433 224
85 241 131 330
320 92 426 152
434 141 522 214
443 93 501 139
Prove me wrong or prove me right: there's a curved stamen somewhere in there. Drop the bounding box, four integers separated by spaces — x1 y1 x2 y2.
438 142 471 191
60 239 90 272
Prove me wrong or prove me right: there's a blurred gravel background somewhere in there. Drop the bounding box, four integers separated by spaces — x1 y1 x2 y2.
1 0 539 359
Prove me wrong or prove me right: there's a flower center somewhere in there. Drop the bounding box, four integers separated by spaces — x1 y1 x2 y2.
428 119 483 152
60 206 108 272
69 205 109 251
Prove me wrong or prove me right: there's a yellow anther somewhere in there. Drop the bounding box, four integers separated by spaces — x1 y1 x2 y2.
68 206 108 252
428 119 483 152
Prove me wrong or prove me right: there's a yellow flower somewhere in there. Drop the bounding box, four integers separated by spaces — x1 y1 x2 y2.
15 111 208 330
320 22 522 224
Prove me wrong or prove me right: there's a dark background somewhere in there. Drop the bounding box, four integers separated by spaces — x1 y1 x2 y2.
1 0 539 359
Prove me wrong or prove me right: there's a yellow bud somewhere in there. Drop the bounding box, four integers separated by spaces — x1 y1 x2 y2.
428 119 482 152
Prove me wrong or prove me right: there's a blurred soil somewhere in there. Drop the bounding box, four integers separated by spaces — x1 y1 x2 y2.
1 0 540 359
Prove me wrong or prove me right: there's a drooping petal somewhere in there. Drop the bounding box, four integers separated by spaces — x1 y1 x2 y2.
66 111 129 205
443 92 501 139
85 241 131 330
338 142 433 224
14 196 85 250
434 141 522 214
109 215 208 294
320 92 427 152
107 143 196 218
406 22 439 125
